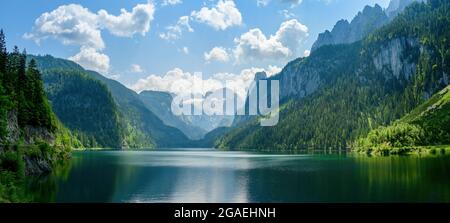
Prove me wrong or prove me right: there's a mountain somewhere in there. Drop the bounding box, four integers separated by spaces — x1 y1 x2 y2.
386 0 425 18
355 84 450 154
28 55 149 148
231 71 269 126
311 4 388 52
0 38 77 201
139 90 206 140
85 70 192 148
311 0 426 52
42 68 124 148
217 0 450 150
178 88 235 133
29 55 193 148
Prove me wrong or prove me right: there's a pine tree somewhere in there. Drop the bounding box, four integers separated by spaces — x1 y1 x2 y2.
0 29 7 81
0 82 8 139
17 49 29 127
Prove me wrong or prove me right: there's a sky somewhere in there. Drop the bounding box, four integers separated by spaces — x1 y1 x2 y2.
0 0 390 95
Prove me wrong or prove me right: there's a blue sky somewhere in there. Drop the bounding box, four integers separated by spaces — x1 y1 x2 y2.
0 0 390 92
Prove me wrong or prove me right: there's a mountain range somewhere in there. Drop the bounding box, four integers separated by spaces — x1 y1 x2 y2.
29 55 194 148
311 0 424 52
216 0 450 151
5 0 447 152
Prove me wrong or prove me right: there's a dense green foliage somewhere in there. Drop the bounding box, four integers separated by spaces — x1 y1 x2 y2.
28 55 155 148
217 0 450 151
43 69 123 148
356 85 450 153
30 54 193 148
0 30 75 202
85 70 192 148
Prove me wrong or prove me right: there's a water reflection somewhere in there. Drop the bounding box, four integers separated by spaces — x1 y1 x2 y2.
25 150 450 203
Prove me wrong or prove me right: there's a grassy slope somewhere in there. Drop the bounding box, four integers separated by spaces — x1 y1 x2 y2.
354 85 450 155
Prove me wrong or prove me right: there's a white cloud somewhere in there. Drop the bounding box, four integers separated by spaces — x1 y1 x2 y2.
233 19 308 62
25 2 155 74
97 2 155 37
131 65 281 98
130 64 144 73
257 0 270 6
23 4 104 49
132 68 223 95
68 47 110 74
162 0 182 6
182 46 189 54
282 0 303 7
280 9 296 19
204 47 230 63
191 0 242 30
159 16 193 41
258 0 303 7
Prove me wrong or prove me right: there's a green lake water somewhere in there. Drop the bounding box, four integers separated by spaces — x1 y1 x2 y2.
26 149 450 203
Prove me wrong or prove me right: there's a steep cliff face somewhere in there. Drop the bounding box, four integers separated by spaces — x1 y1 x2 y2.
275 43 360 101
216 1 450 150
372 37 419 80
312 4 388 52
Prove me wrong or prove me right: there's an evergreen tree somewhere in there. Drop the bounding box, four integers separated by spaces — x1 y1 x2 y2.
0 29 7 81
0 82 8 139
27 59 52 128
17 49 28 127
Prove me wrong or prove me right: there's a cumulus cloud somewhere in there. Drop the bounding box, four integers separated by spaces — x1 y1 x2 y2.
233 19 308 62
23 4 104 49
97 2 155 37
24 2 155 74
68 47 110 74
131 65 281 98
258 0 303 7
191 0 242 30
159 16 193 41
132 68 222 95
204 47 230 63
162 0 182 6
130 64 144 73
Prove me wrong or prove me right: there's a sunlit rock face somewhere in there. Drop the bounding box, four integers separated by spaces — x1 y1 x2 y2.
372 37 419 80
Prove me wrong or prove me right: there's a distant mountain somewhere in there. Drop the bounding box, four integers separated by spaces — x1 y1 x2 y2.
30 55 193 148
231 71 268 126
139 90 206 140
311 0 426 52
85 70 193 148
386 0 425 18
217 1 450 150
311 4 388 52
178 88 235 133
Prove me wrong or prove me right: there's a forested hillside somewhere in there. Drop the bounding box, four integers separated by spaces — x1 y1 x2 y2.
355 84 450 154
217 0 450 151
0 31 76 202
30 55 193 148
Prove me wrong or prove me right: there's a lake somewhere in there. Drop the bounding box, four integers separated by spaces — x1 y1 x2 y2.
26 149 450 203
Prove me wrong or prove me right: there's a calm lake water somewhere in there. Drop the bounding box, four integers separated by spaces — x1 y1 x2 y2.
27 149 450 203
